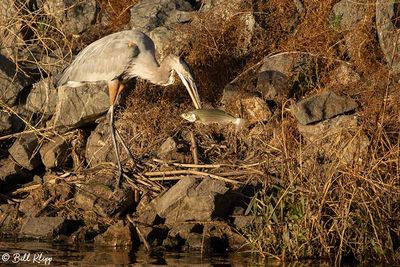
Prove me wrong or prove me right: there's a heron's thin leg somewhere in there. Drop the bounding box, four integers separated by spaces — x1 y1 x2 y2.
108 80 123 187
113 83 138 167
109 105 122 187
115 129 136 165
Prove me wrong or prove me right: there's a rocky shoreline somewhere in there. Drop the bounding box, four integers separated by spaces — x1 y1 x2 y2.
1 0 399 264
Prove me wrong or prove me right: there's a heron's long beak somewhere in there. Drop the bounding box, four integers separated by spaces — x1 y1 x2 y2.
177 72 202 109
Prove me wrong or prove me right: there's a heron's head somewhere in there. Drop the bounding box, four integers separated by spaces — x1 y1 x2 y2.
167 55 202 109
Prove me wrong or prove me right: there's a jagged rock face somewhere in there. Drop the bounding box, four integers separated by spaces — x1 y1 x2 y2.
0 54 31 106
298 115 370 165
376 1 400 76
257 54 313 102
0 111 12 135
19 216 71 239
26 77 58 115
94 220 134 247
8 134 42 171
0 0 23 58
43 0 97 35
0 158 32 190
53 83 109 130
130 0 194 58
291 91 359 125
39 136 70 169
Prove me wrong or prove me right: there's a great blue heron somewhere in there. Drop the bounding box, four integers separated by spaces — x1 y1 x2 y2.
56 29 202 187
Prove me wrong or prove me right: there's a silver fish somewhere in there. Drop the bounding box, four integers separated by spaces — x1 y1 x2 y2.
180 109 246 131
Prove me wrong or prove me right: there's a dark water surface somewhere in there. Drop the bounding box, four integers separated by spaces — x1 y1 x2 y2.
0 240 270 266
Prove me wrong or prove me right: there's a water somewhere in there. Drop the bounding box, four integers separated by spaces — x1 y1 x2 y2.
0 240 264 266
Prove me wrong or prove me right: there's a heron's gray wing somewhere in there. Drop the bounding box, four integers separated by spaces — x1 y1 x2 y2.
57 32 140 86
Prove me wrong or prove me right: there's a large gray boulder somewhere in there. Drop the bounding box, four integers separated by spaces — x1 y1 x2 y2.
0 0 23 58
152 177 230 225
40 136 70 169
19 216 69 239
53 83 109 130
8 134 42 170
0 54 31 106
257 53 312 102
26 77 58 115
0 157 32 187
130 0 194 57
291 91 358 125
85 120 116 167
0 110 12 135
376 0 400 76
94 220 134 247
330 0 370 60
298 115 370 165
130 0 193 32
43 0 97 35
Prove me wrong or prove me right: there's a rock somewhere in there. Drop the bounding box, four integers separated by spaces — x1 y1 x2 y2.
298 115 370 165
71 129 87 171
19 217 69 239
9 105 36 133
256 71 290 102
0 1 23 58
0 204 19 234
44 0 97 35
210 222 248 251
154 177 197 218
74 174 133 217
330 0 370 60
0 111 12 135
85 120 117 167
330 64 360 86
240 97 272 124
331 0 368 31
135 196 158 226
40 136 70 169
221 89 272 124
0 158 32 190
130 0 193 32
158 137 177 159
376 0 400 76
168 223 197 240
196 0 256 55
130 0 194 57
164 178 230 224
291 91 358 125
233 215 253 229
8 134 42 170
53 83 109 130
18 194 43 216
0 54 31 106
257 53 313 102
48 181 74 202
185 233 211 251
26 77 58 115
94 220 133 247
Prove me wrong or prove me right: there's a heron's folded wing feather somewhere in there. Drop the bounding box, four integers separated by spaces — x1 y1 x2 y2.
57 33 140 86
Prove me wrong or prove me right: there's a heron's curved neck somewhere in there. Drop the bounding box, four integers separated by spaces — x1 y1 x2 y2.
151 57 175 86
